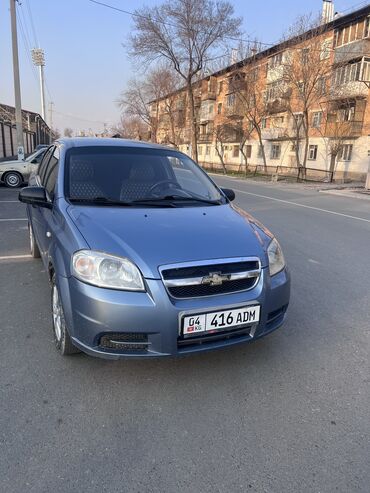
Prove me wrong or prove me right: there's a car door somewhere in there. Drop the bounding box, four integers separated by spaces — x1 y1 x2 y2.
29 146 54 258
37 146 60 260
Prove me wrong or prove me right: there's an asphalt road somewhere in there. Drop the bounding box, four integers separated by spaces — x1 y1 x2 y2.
0 179 369 493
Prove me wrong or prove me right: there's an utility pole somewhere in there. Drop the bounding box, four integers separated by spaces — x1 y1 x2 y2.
10 0 24 160
31 48 46 121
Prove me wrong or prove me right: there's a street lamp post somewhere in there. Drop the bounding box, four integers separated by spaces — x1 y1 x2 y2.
31 48 46 122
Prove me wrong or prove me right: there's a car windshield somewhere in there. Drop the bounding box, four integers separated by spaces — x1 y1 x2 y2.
26 148 44 162
65 146 225 206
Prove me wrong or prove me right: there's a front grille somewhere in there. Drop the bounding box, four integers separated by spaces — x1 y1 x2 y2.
162 260 260 280
168 277 257 298
160 257 261 299
99 333 149 352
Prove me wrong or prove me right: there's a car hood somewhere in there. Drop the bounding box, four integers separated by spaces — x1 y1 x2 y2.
67 204 270 279
0 159 22 167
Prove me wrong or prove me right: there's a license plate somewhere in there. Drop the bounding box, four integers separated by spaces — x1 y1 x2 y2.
182 305 260 337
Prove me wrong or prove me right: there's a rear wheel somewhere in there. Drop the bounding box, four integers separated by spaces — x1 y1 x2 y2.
4 172 22 188
51 274 80 356
29 223 41 258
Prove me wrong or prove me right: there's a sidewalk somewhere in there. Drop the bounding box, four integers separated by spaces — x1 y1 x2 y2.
209 172 370 200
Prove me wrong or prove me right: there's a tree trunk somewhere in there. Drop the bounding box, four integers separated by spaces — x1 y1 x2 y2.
256 128 267 171
187 82 198 162
215 145 227 174
329 152 337 182
302 111 309 169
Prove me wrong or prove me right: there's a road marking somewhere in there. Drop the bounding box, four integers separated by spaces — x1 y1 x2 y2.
232 189 370 224
0 218 27 222
0 254 31 261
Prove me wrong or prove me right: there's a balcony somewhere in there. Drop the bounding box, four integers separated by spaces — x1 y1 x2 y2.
225 103 244 118
261 127 287 140
266 98 289 115
198 133 213 143
325 120 363 138
334 39 370 64
201 90 216 101
328 81 368 100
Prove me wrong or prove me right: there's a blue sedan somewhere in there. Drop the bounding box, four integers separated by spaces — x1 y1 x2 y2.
19 138 290 358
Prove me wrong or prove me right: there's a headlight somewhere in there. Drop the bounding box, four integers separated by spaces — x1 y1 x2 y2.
267 238 285 276
72 250 145 291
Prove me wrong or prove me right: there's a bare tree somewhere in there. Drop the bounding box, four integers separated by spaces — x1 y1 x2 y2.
129 0 241 162
118 66 180 143
51 128 61 140
230 65 269 170
63 127 73 138
110 116 147 140
279 16 332 173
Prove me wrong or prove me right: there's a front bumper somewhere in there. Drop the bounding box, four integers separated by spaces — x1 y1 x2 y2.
58 267 290 359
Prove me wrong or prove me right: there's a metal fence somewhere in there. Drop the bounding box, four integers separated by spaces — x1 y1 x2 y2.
199 161 335 183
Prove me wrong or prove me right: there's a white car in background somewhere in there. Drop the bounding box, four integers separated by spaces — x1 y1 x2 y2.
0 147 47 187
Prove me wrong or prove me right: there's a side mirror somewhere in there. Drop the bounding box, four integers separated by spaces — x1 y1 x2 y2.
18 186 52 208
221 188 235 202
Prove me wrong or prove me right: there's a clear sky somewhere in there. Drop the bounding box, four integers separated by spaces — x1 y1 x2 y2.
1 0 367 134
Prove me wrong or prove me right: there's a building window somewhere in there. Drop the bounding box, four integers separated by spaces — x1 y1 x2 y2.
245 145 252 159
226 94 235 107
268 52 283 70
205 145 211 156
217 103 222 114
338 103 355 122
233 145 239 158
364 16 370 38
270 144 281 160
312 111 323 128
308 145 318 160
198 146 203 156
261 118 267 129
340 144 353 161
301 48 309 64
209 104 214 115
333 61 362 86
258 145 263 158
320 40 331 60
217 81 223 95
317 77 327 96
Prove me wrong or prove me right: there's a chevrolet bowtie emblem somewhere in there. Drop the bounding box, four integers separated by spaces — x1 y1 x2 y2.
202 272 229 286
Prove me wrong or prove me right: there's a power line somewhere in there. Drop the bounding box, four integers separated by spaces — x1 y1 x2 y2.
16 7 39 87
53 109 108 125
86 0 370 57
86 0 274 47
25 0 39 48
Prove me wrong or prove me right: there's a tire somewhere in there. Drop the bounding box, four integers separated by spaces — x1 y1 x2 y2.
29 223 41 258
4 171 22 188
51 274 80 356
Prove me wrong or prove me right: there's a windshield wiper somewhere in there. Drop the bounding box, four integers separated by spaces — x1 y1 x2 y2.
132 195 222 205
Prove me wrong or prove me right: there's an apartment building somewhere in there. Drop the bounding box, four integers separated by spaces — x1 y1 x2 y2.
149 2 370 180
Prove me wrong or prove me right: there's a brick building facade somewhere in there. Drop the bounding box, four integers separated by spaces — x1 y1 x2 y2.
150 4 370 181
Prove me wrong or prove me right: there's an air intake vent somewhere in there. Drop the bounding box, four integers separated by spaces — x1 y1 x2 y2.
99 333 149 351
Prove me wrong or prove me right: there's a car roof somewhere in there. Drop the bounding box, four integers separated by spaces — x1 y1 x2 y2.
55 138 176 152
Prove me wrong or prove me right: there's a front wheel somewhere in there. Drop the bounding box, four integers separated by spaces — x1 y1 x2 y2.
51 275 80 356
4 172 22 188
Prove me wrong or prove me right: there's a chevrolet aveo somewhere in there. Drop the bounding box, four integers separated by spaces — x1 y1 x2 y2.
19 138 290 358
